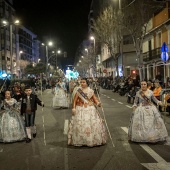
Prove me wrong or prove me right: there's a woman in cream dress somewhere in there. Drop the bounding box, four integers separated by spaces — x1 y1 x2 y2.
68 78 107 147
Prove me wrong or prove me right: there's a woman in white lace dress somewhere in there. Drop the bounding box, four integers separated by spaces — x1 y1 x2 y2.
0 91 26 143
68 78 107 147
52 80 69 109
128 80 168 143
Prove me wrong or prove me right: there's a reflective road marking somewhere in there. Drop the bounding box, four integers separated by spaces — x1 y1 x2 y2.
121 127 170 170
118 102 123 104
126 105 132 108
64 120 69 135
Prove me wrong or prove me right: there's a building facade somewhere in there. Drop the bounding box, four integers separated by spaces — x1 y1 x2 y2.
143 2 170 82
0 0 17 77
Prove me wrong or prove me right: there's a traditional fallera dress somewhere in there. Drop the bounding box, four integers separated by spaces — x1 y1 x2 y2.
128 89 168 143
0 98 26 143
68 87 107 147
52 82 69 108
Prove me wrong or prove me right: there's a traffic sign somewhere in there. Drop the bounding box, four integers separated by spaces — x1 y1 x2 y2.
161 42 168 52
161 52 169 62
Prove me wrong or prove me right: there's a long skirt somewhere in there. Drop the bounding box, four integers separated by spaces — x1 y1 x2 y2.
68 106 107 147
0 110 26 143
52 89 69 108
128 105 168 143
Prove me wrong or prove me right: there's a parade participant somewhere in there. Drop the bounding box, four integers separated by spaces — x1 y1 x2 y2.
12 84 24 102
21 85 44 143
128 80 168 143
52 79 69 109
68 78 107 147
0 91 26 143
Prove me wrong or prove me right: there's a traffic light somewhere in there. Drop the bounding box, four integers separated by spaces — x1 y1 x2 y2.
132 70 136 74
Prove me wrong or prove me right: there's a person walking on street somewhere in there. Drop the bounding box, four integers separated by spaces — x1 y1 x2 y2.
21 85 44 143
128 80 168 143
68 78 107 147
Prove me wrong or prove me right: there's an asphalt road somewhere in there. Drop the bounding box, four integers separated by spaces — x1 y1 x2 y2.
0 88 170 170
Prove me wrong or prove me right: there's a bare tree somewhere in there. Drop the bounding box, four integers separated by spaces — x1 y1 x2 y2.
93 6 122 76
122 0 165 80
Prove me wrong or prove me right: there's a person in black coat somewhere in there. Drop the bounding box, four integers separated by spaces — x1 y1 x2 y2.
12 84 24 102
21 85 44 143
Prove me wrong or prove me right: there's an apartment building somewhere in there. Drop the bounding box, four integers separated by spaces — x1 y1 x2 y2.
0 0 41 78
88 0 137 78
143 2 170 82
0 0 17 77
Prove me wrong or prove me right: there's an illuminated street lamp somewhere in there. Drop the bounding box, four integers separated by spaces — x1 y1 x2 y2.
90 36 95 53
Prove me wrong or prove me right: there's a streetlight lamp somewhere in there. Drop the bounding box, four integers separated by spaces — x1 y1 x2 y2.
90 36 95 53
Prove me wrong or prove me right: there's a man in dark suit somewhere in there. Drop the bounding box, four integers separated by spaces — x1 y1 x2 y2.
21 85 44 143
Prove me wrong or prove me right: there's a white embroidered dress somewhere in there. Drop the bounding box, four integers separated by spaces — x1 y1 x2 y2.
68 87 107 147
52 82 69 108
0 98 26 143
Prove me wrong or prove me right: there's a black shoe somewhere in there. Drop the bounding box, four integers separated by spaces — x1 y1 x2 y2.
33 133 36 138
26 138 31 143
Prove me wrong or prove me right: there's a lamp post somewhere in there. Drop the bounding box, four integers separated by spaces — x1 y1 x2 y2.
2 19 20 78
55 50 61 69
42 41 53 78
18 50 23 78
90 36 96 77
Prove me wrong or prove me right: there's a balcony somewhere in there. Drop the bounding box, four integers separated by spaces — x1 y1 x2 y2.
143 47 161 62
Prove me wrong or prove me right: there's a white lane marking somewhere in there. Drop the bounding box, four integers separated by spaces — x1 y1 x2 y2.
64 120 69 135
126 105 132 108
42 115 46 146
121 127 170 169
112 99 115 101
118 102 123 104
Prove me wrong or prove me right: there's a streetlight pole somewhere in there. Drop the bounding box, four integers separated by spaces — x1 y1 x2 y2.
45 45 49 77
90 36 96 77
18 51 23 78
55 49 61 69
42 41 53 78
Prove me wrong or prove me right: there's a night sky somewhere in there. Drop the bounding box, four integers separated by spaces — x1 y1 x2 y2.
13 0 92 67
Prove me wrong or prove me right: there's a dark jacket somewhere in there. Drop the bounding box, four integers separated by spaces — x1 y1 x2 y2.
21 93 43 115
